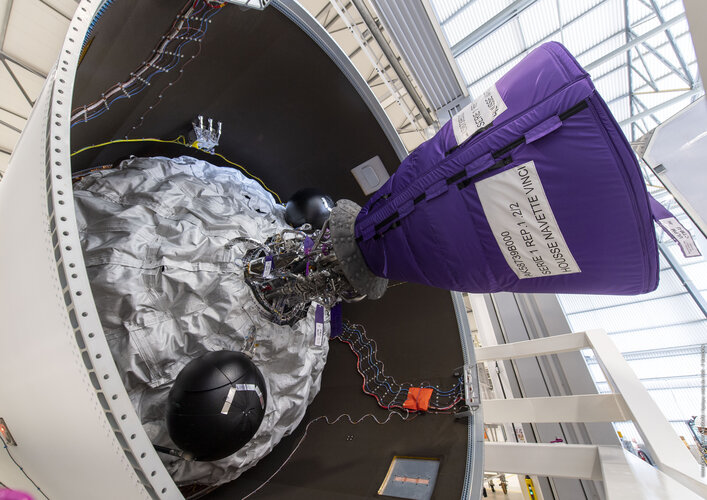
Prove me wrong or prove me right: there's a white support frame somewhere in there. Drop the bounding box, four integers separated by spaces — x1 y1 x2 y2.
485 442 704 499
483 394 631 424
476 329 707 499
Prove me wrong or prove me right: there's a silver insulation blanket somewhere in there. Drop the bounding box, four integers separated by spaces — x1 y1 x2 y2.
73 156 330 486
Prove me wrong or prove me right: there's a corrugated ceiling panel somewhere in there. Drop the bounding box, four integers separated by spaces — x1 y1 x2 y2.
658 0 686 19
648 388 703 420
432 0 473 24
0 125 20 152
633 52 676 83
431 0 701 148
632 12 662 37
566 293 706 332
0 66 32 117
629 0 654 25
5 61 45 101
455 21 524 85
371 0 466 110
583 37 630 85
610 95 631 122
640 375 704 391
466 54 523 98
576 32 625 69
43 0 78 19
561 267 687 314
560 0 624 55
517 0 559 47
625 354 702 379
594 66 629 102
609 322 707 353
558 0 605 25
441 0 513 48
639 79 694 109
674 26 699 73
0 152 10 174
683 261 707 292
648 33 685 68
534 29 565 48
0 109 26 130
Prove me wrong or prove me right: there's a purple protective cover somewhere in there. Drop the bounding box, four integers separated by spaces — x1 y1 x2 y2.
355 42 658 295
329 303 343 338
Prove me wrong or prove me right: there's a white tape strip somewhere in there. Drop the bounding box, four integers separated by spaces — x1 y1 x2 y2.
477 161 580 279
220 386 237 415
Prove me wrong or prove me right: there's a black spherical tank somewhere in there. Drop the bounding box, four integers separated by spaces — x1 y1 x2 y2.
167 351 267 461
284 188 334 229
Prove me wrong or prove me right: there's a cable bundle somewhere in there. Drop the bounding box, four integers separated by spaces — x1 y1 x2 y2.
71 0 223 128
339 322 464 413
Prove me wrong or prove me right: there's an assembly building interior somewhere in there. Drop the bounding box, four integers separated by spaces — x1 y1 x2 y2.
0 1 706 500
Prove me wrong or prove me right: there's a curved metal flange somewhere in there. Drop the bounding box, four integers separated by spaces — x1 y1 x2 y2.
330 199 388 300
43 1 183 498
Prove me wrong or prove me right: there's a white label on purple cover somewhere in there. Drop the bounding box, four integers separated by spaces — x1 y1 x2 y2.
452 84 507 145
263 257 272 278
659 217 701 258
315 323 324 347
477 161 581 279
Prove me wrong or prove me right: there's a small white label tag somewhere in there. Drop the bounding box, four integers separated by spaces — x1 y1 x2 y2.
452 84 507 145
221 386 237 415
314 323 324 347
659 217 701 257
477 161 581 279
263 258 272 278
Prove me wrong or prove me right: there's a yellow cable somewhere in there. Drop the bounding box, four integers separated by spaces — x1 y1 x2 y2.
207 150 282 203
70 137 282 203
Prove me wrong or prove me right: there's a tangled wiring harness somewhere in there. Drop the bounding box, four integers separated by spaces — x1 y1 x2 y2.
240 221 364 325
71 0 225 129
339 322 466 413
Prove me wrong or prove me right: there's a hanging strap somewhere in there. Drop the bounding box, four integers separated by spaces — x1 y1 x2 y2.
649 195 701 258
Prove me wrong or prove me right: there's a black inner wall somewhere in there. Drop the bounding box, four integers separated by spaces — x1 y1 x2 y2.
71 0 400 203
71 1 468 498
208 284 468 500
